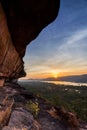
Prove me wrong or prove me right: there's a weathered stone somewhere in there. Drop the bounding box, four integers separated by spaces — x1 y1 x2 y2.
3 107 41 130
0 79 4 87
0 3 24 80
0 0 60 80
1 0 60 58
0 96 14 128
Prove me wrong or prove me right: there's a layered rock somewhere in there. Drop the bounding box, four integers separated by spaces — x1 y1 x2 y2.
0 3 25 85
0 95 14 128
0 0 60 83
2 107 42 130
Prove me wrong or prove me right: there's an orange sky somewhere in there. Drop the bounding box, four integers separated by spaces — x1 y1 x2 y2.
22 67 87 79
22 0 87 80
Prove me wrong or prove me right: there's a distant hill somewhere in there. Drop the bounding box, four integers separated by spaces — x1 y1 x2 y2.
43 74 87 83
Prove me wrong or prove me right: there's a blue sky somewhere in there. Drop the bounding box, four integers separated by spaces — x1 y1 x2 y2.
24 0 87 79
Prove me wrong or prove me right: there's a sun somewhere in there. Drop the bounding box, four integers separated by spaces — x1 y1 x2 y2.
52 71 59 78
50 70 62 79
54 74 58 78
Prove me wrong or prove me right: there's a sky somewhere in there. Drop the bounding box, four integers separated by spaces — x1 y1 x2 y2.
23 0 87 79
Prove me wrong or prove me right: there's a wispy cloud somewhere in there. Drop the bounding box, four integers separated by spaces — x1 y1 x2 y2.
59 28 87 50
24 0 87 78
66 28 87 45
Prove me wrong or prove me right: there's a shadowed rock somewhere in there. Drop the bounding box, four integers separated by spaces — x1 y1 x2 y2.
2 107 42 130
0 0 60 83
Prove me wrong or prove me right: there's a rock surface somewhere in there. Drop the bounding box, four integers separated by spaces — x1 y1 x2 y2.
2 107 41 130
0 0 60 80
0 79 4 87
0 83 86 130
1 0 60 58
0 3 24 81
0 95 14 128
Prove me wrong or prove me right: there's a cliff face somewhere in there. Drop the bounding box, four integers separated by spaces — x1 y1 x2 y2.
0 0 60 82
1 0 60 58
0 3 24 83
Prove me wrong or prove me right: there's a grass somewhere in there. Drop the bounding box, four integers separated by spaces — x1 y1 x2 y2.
19 81 87 121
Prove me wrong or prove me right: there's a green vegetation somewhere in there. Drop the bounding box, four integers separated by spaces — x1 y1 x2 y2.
26 100 40 117
19 81 87 121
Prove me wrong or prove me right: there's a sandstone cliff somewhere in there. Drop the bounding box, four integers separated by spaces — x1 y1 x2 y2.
0 0 60 83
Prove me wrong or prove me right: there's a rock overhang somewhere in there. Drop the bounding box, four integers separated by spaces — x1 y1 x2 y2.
0 0 60 85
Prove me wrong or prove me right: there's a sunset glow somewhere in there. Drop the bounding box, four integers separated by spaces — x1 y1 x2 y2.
54 74 58 78
23 0 87 80
51 70 60 79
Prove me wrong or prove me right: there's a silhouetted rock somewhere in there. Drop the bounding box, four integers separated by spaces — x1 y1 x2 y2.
0 0 60 81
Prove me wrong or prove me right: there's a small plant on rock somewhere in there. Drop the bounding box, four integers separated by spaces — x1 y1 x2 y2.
26 100 40 118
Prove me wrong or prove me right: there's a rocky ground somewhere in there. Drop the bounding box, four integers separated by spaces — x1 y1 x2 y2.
0 82 87 130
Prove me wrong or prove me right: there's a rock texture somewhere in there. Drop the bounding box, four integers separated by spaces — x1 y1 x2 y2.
0 0 60 81
0 95 14 128
0 79 4 87
2 107 41 130
0 3 25 83
1 0 60 58
0 83 86 130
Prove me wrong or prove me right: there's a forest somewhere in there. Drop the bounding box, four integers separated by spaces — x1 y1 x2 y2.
19 81 87 122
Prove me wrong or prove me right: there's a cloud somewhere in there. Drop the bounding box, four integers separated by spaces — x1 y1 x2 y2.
66 28 87 45
59 28 87 50
24 0 87 78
